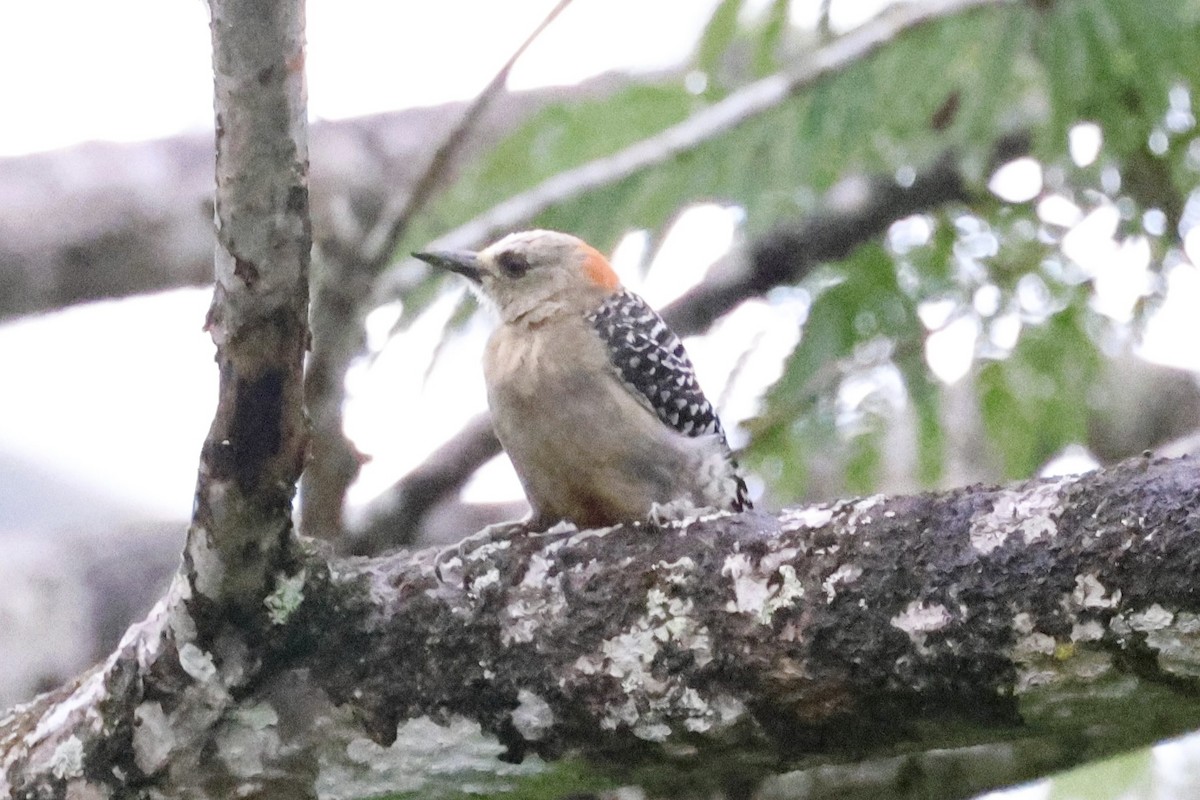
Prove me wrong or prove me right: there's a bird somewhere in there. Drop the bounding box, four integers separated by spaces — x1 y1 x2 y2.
413 230 751 532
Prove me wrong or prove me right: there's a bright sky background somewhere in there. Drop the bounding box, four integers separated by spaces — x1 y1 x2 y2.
0 0 1197 529
0 0 893 157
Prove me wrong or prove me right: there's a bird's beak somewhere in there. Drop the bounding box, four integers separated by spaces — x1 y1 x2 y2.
412 249 483 284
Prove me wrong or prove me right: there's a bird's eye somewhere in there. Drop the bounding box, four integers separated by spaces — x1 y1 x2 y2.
496 250 530 278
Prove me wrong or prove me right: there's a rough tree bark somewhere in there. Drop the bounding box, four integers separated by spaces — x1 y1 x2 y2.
3 454 1200 797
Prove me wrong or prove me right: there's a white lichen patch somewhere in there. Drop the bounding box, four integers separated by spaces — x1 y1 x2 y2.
178 642 218 684
649 497 733 530
511 689 554 741
970 479 1067 554
1013 632 1057 658
722 552 806 624
822 564 862 603
468 567 501 598
845 494 887 528
27 667 108 748
1071 574 1121 609
218 703 281 778
187 525 225 600
723 553 769 615
543 519 579 536
762 547 799 574
1128 604 1174 632
575 568 730 735
603 625 667 695
166 575 198 644
600 587 712 688
133 702 174 775
690 507 737 525
264 568 306 625
48 735 84 780
500 555 567 646
572 653 603 675
763 565 806 621
423 524 516 583
521 553 553 585
779 504 835 532
234 702 278 730
554 524 618 549
632 721 672 741
601 698 641 730
654 556 698 579
969 525 1008 555
1144 612 1200 678
1071 620 1105 642
890 601 953 650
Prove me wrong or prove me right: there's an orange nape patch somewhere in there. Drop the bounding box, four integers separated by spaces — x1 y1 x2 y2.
579 244 621 291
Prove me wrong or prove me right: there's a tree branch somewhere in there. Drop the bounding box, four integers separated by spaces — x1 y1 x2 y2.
6 456 1200 797
0 77 634 322
358 0 575 270
345 411 503 553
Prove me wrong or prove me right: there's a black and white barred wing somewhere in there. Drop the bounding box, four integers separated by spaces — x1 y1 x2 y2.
586 290 728 441
586 290 751 511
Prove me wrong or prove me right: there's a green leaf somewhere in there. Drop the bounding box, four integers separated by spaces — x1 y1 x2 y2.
844 427 883 494
751 0 791 78
696 0 746 82
745 245 921 496
1047 747 1153 800
897 345 945 487
1034 0 1197 158
977 305 1099 479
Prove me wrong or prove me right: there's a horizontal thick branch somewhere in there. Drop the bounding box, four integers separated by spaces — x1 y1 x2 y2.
7 456 1199 797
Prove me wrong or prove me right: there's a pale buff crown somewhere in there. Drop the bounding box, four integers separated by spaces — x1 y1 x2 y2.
473 230 622 324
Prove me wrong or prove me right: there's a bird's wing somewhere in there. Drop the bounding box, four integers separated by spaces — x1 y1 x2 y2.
586 290 728 441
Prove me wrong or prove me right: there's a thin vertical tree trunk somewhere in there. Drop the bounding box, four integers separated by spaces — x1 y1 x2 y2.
0 1 312 795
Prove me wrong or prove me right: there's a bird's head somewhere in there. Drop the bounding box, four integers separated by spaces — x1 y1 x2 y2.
414 230 621 324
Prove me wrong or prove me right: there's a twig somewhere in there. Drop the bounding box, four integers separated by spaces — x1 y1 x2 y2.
374 0 1011 302
344 412 503 553
359 0 576 269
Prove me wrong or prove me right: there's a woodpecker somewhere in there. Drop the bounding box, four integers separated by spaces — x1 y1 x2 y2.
414 230 751 530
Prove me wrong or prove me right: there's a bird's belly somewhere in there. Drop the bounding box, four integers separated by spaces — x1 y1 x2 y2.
487 364 713 527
